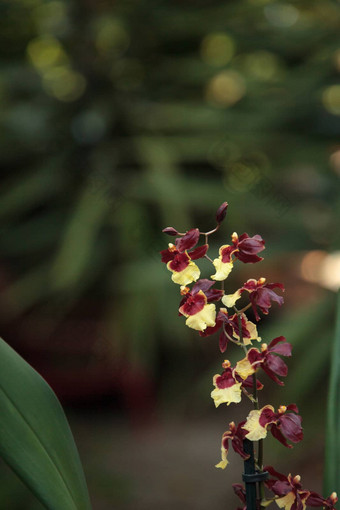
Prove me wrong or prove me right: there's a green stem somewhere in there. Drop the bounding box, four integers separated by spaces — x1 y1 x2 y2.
237 311 266 509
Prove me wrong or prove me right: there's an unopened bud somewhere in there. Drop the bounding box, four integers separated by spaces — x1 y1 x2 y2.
216 201 228 224
162 227 178 236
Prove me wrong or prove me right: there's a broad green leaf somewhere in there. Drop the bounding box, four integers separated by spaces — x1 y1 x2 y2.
0 337 92 510
324 291 340 497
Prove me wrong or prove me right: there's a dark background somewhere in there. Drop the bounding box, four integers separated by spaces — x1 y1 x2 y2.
0 0 339 508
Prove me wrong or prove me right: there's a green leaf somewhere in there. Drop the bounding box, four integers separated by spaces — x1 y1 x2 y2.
324 291 340 498
0 337 92 510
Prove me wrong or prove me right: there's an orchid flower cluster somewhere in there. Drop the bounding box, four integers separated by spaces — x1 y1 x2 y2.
161 202 337 510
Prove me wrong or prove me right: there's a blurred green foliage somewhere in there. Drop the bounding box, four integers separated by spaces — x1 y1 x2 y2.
324 291 340 498
0 0 339 403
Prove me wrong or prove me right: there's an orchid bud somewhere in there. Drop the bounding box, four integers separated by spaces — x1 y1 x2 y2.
216 201 228 224
162 227 179 236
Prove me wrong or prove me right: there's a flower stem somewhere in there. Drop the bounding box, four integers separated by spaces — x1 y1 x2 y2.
237 310 266 509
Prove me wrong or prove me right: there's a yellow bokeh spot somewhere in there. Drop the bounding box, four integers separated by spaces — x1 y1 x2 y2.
26 36 68 71
330 149 340 175
264 3 299 28
201 32 235 67
333 49 340 72
206 70 246 107
322 85 340 115
243 51 282 81
95 17 130 57
43 67 86 102
34 1 68 34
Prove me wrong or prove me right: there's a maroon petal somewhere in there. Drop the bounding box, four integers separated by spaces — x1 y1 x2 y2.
162 227 179 236
247 348 263 366
236 252 264 263
265 354 288 377
259 406 276 427
239 234 265 254
160 248 176 263
267 335 286 348
306 492 326 507
220 245 236 263
262 364 285 386
168 252 190 272
205 288 224 302
268 336 292 356
219 330 228 352
271 479 293 496
192 278 215 294
287 403 299 413
192 279 224 302
279 414 303 443
242 279 259 292
216 201 228 224
264 465 289 482
179 291 206 316
175 228 200 252
215 369 236 389
237 374 264 390
270 424 292 448
255 287 284 312
266 282 285 291
249 297 261 321
232 484 246 504
189 243 208 260
231 437 249 459
292 494 304 510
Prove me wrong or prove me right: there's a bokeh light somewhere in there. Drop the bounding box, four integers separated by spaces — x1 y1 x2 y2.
26 36 68 70
301 250 340 291
322 85 340 115
264 3 299 28
200 32 235 67
206 70 246 107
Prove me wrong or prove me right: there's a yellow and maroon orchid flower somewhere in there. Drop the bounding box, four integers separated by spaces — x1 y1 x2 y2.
211 360 263 408
306 490 338 510
215 421 249 469
211 361 242 407
179 286 216 331
265 466 310 510
243 404 303 446
211 232 265 281
265 466 338 510
235 336 292 386
200 309 260 352
160 230 208 285
222 277 284 321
